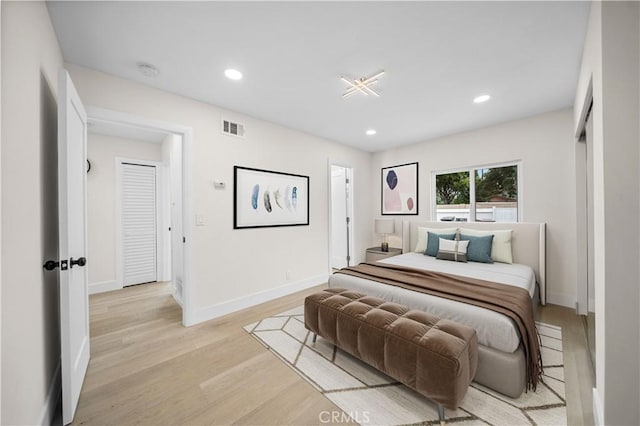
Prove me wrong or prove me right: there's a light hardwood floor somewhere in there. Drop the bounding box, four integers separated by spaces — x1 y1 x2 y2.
537 303 595 426
72 282 594 425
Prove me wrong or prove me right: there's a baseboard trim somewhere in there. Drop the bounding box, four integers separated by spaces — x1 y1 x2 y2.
193 273 329 325
172 292 183 307
546 292 575 309
89 280 121 295
38 361 61 426
593 388 603 425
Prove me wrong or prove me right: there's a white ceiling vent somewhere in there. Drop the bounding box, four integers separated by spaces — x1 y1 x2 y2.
222 119 245 138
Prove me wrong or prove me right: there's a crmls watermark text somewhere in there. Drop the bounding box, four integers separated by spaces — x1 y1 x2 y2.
319 410 370 424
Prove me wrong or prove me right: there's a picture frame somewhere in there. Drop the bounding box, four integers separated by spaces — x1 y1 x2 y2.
234 166 310 229
381 162 419 215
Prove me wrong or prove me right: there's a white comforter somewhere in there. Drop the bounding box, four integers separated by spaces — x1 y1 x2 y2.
328 253 536 353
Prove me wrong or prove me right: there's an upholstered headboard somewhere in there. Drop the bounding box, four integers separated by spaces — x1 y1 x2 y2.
402 221 547 305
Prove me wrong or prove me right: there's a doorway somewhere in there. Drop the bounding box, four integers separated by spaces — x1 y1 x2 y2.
584 109 596 370
86 107 194 326
329 163 354 270
576 98 595 373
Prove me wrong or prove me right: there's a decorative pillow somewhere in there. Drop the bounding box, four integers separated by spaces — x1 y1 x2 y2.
459 234 494 263
425 232 456 257
436 238 469 263
462 228 513 264
414 227 458 253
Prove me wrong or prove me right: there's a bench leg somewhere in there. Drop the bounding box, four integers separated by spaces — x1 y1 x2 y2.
312 333 317 343
438 404 445 425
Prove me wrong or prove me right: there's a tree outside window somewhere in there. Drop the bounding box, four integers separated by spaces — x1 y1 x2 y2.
434 164 519 222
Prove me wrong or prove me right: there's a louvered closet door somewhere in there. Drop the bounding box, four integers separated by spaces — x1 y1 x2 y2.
122 163 157 286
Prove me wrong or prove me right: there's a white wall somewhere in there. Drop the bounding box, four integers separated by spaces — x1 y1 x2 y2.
1 2 64 424
574 2 640 425
87 133 163 290
371 109 577 308
67 64 373 322
600 4 640 420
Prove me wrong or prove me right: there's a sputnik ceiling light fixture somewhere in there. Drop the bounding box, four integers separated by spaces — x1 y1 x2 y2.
341 70 385 98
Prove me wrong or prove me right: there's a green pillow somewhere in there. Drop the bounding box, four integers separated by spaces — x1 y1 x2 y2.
459 234 494 263
425 232 456 257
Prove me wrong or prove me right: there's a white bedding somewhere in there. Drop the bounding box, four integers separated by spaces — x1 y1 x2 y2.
328 253 537 353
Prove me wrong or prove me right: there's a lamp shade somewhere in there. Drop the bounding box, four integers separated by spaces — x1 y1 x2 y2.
375 219 395 234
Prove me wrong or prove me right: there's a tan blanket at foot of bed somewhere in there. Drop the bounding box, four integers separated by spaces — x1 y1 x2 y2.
336 262 543 391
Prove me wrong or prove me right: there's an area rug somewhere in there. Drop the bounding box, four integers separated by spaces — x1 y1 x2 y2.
244 306 566 425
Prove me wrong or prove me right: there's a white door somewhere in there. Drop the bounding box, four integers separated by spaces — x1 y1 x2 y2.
170 140 184 302
58 70 90 425
121 163 157 286
330 165 351 269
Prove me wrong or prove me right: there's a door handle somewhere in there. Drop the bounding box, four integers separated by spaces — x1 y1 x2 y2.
44 260 59 271
44 259 68 271
70 257 87 268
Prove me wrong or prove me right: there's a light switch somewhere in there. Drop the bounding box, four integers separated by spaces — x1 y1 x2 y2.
213 181 225 189
196 214 205 226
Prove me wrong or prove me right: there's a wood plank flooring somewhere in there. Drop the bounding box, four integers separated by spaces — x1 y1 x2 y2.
73 282 594 425
537 304 595 426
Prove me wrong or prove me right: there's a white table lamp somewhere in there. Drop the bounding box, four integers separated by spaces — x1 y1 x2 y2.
375 219 395 252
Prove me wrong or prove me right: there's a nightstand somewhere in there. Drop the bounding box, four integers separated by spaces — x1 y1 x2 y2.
366 246 402 262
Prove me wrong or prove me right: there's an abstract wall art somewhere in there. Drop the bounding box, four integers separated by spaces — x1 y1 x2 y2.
234 166 310 229
381 162 418 215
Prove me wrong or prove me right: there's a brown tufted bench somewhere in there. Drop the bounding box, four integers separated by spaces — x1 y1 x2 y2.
304 288 478 424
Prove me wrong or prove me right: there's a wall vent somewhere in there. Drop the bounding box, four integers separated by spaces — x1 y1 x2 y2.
222 119 245 138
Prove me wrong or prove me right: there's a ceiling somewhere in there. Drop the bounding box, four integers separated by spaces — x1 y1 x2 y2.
48 1 590 152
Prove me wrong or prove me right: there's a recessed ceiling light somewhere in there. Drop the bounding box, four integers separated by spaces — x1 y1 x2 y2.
225 69 243 81
473 94 491 104
136 62 160 78
366 129 377 136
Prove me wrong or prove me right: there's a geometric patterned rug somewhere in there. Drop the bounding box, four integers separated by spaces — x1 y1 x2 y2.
244 306 567 425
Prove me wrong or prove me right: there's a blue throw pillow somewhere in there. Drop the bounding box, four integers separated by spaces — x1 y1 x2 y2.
425 232 456 257
459 234 494 263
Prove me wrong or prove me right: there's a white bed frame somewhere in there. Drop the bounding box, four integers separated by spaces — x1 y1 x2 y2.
402 221 547 305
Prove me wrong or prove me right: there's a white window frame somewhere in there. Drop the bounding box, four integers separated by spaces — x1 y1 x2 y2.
431 160 523 223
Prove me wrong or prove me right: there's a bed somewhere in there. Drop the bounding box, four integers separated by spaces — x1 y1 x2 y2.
328 220 546 398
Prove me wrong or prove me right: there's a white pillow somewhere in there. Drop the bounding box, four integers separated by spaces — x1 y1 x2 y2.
414 227 458 253
462 228 513 264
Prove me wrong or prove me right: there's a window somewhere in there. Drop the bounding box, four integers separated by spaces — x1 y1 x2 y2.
433 163 520 223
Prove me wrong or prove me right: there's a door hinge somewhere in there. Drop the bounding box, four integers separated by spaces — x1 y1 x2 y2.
183 236 186 243
345 178 350 184
346 217 350 224
168 227 171 231
346 255 351 262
